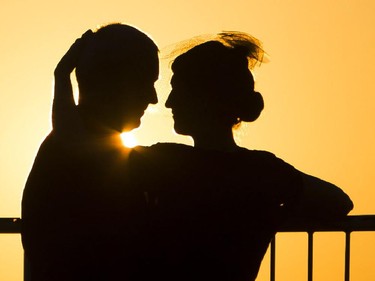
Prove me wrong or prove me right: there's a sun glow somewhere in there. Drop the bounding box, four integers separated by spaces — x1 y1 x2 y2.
120 132 138 148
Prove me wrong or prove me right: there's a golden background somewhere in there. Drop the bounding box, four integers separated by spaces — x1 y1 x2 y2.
1 1 374 280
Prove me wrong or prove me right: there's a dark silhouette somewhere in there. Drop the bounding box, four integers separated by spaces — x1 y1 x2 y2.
22 28 353 281
21 23 159 281
165 33 353 218
128 33 354 281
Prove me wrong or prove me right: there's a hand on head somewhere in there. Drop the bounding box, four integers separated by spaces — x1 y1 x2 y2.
54 30 94 78
52 30 94 139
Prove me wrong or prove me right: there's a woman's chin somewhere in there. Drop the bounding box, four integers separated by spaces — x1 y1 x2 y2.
173 124 191 137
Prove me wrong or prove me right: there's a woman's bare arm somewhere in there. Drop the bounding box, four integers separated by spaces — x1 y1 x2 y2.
293 172 354 220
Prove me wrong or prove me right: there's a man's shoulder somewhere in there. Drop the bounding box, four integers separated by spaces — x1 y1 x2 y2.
32 131 60 160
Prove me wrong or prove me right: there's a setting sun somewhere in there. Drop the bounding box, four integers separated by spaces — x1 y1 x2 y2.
120 131 138 148
1 1 375 280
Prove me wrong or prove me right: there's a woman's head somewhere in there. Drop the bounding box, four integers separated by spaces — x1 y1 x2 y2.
165 32 264 138
75 23 159 132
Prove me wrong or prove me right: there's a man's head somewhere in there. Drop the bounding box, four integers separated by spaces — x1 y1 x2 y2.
76 23 159 133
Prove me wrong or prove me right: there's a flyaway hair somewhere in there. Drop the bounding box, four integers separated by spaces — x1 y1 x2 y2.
164 31 265 70
216 31 265 69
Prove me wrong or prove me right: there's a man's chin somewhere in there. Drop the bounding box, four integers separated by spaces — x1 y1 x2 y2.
121 119 141 132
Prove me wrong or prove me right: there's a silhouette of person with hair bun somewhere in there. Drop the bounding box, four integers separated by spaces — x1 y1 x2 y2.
128 32 353 281
166 34 265 148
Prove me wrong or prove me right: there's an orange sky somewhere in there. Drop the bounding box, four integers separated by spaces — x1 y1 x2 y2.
1 1 374 280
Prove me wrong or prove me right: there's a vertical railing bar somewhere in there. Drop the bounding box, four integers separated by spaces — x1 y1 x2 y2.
344 231 351 281
24 254 28 281
23 252 32 281
308 232 314 281
270 236 276 281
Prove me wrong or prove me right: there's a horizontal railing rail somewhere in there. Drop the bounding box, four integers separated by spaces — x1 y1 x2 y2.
1 215 375 281
2 215 374 234
0 217 21 233
279 215 375 232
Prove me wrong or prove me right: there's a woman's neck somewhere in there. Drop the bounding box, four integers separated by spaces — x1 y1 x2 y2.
192 128 239 152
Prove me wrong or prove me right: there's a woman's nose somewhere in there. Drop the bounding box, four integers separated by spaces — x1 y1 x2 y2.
165 91 174 108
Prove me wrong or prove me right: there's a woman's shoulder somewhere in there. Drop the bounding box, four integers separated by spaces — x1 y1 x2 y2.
232 147 287 166
237 147 276 158
238 148 296 168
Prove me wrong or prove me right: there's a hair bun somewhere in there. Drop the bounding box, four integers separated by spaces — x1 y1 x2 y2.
240 91 264 122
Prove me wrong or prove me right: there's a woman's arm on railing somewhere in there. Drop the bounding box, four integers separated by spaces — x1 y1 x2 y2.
292 173 354 220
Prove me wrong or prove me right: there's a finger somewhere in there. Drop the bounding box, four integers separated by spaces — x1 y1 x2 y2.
55 30 93 76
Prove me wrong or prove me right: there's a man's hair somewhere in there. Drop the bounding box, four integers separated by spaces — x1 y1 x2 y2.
76 23 158 103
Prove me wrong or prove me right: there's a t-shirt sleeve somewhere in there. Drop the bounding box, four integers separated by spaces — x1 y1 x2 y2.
249 150 304 212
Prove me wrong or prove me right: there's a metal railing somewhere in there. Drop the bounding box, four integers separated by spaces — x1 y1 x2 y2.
271 215 375 281
0 217 21 233
1 215 375 281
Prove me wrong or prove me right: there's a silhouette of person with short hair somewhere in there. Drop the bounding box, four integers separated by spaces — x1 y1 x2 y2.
21 23 159 281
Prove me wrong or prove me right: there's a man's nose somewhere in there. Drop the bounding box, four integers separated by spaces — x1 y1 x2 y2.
148 87 158 104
